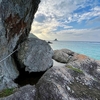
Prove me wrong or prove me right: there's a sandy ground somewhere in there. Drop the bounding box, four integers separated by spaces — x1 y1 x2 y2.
53 60 66 67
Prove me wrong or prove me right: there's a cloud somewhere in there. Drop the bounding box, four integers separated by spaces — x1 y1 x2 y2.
87 16 100 25
36 0 89 22
31 0 100 41
77 6 100 22
35 13 46 23
53 28 100 41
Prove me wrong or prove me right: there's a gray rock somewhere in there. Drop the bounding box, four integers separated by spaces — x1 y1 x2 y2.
35 66 70 100
0 85 36 100
1 48 100 100
17 38 53 72
53 49 75 63
28 33 38 38
0 0 40 90
53 49 100 80
0 56 19 91
35 65 100 100
33 49 100 100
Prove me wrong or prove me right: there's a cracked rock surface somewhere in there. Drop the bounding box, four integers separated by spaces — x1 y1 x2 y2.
0 0 40 90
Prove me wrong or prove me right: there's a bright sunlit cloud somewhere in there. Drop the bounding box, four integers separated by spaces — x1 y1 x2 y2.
31 0 100 41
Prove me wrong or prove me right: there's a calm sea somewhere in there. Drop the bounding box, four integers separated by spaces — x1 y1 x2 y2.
50 41 100 60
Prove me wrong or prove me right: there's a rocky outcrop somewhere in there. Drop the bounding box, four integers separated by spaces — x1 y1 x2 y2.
0 0 40 90
17 38 53 72
53 49 100 80
1 49 100 100
35 65 100 100
0 0 100 99
0 85 36 100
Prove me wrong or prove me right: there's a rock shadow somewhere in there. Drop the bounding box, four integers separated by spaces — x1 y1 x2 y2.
14 68 45 86
13 52 45 87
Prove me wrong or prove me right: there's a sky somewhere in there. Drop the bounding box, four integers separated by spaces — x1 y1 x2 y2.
30 0 100 41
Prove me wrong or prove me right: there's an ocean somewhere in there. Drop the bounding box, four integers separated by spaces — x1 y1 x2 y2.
49 41 100 60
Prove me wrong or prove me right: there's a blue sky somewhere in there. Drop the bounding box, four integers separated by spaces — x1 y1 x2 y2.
31 0 100 41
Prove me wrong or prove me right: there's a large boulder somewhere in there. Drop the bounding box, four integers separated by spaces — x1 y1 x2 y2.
0 0 40 90
53 49 77 63
33 49 100 100
17 38 53 72
0 85 36 100
35 65 100 100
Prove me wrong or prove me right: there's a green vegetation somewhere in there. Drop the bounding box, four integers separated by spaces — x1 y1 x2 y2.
66 66 83 74
0 88 16 98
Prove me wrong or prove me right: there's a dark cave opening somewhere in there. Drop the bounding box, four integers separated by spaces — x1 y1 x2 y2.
14 67 45 86
13 52 45 87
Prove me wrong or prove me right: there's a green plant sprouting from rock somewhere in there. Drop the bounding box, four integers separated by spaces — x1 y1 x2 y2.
0 88 16 97
66 66 83 74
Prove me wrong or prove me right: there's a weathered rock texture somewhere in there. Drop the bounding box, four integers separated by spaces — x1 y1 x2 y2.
0 85 36 100
0 0 40 90
35 65 100 100
53 49 75 63
1 49 100 100
17 38 53 72
51 49 100 99
53 49 100 80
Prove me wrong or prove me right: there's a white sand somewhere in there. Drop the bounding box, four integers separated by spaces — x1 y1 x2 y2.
53 60 66 67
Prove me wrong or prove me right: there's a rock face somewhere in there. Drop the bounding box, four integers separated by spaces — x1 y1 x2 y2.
1 49 100 100
35 65 100 100
17 38 53 72
0 0 40 90
52 49 100 99
0 85 36 100
1 0 100 99
53 49 100 80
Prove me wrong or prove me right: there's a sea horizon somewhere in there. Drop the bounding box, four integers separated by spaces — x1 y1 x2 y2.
47 39 100 42
49 40 100 60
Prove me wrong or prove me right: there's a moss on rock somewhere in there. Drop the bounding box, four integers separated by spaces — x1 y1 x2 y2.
66 66 83 74
0 88 16 98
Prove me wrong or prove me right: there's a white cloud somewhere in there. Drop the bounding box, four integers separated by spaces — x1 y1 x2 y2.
92 6 100 11
31 0 100 41
35 13 46 23
77 6 100 22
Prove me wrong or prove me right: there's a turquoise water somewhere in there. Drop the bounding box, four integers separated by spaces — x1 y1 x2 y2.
50 41 100 60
